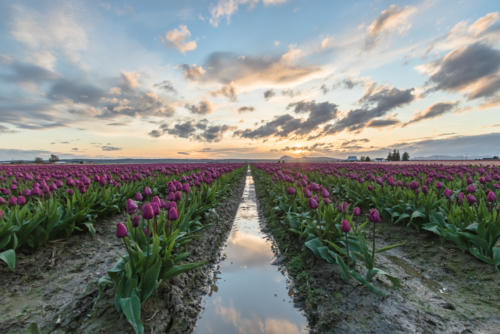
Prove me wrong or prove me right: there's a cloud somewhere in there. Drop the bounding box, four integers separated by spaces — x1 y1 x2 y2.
209 0 288 27
423 43 500 101
148 119 233 142
324 86 415 134
264 89 276 99
0 124 17 134
154 80 177 94
184 99 214 115
121 71 140 89
0 57 58 83
177 151 189 155
237 106 255 113
180 64 205 81
101 145 122 151
366 118 401 128
163 25 197 54
180 51 320 87
365 4 417 50
235 100 338 139
210 82 237 101
406 102 459 125
10 3 88 69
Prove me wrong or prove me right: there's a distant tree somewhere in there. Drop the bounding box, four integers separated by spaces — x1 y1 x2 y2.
49 154 59 163
493 156 499 160
365 156 371 162
402 152 410 161
34 157 44 163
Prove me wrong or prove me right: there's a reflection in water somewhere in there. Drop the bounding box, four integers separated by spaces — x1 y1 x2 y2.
193 170 308 334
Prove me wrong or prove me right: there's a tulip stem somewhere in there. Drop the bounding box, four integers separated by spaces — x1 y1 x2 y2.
371 222 376 266
345 232 350 259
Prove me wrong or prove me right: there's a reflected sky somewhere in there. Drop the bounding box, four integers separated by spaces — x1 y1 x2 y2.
193 171 308 334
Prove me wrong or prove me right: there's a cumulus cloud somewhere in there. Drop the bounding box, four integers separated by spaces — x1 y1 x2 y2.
163 25 197 54
235 100 338 139
210 83 237 101
180 52 320 87
154 80 177 94
264 89 276 99
406 102 459 125
180 64 205 81
148 119 233 142
237 106 255 113
324 86 415 134
185 99 214 115
423 43 500 101
365 4 417 50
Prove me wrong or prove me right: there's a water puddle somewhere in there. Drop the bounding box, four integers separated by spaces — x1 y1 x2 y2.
193 170 308 334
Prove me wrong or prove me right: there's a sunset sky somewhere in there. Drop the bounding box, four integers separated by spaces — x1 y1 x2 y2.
0 0 499 160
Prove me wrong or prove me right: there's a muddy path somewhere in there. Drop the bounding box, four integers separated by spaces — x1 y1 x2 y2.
253 177 500 333
0 172 246 334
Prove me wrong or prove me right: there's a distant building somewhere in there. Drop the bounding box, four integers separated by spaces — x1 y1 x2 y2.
374 158 385 162
347 156 358 161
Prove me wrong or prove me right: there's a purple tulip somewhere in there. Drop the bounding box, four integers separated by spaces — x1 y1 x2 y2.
8 196 17 206
175 191 182 201
487 191 497 203
422 185 428 194
369 209 381 223
308 197 318 209
132 215 140 227
115 222 128 238
0 209 3 220
152 202 161 216
135 192 143 201
126 199 138 214
467 184 476 193
457 192 465 204
321 188 330 198
144 186 152 196
168 206 179 220
304 188 312 198
144 226 152 237
341 219 351 233
66 189 74 196
353 207 361 216
466 194 477 205
443 188 453 199
287 187 296 195
17 196 26 205
435 181 443 189
0 197 5 205
142 203 154 220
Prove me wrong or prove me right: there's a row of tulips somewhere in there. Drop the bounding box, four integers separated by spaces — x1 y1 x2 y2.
256 162 500 269
99 165 246 334
0 163 240 272
252 165 403 295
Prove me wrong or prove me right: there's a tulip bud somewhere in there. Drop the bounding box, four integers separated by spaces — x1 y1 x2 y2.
115 222 128 238
168 207 179 221
369 209 381 223
126 199 138 214
142 203 154 220
341 219 351 233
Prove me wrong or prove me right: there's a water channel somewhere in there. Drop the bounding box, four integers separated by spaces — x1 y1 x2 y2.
193 169 308 334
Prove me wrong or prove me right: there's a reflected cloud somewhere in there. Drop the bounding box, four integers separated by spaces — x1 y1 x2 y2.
213 297 305 334
224 230 274 269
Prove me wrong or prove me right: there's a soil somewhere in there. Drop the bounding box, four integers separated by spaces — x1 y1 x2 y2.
0 172 246 334
253 172 500 334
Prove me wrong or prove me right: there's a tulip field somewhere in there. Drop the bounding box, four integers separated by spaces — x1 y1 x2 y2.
252 162 500 332
0 163 246 333
1 161 500 333
253 162 500 275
